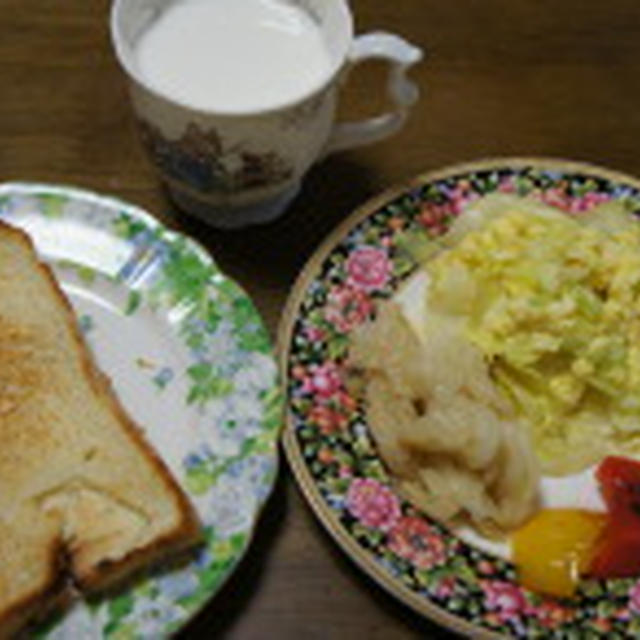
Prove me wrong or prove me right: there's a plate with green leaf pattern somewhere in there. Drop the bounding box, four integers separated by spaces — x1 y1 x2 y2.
0 182 281 639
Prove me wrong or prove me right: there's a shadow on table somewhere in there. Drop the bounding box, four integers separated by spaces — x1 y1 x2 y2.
175 463 289 639
166 155 382 286
296 484 464 640
176 463 461 640
175 470 460 640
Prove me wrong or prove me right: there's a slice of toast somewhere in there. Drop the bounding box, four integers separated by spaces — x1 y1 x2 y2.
0 221 201 638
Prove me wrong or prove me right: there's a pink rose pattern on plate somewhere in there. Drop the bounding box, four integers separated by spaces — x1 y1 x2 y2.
388 517 448 570
287 166 640 637
345 246 392 292
346 477 402 531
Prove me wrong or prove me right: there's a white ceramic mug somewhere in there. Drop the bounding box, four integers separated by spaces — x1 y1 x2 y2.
111 0 423 229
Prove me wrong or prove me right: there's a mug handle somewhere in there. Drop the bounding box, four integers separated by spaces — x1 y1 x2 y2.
324 32 424 155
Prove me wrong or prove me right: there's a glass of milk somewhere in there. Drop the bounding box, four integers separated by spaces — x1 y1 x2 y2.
111 0 423 229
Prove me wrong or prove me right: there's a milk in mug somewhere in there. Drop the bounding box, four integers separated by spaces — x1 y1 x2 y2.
133 0 333 113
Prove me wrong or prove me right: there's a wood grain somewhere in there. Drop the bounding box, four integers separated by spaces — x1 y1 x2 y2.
2 1 640 637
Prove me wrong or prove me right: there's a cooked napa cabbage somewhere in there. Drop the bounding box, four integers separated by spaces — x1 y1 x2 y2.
421 194 640 475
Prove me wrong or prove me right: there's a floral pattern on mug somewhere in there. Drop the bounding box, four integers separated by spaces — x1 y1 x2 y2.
138 119 294 195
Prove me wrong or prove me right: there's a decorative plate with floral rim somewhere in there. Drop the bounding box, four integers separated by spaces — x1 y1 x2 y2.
0 183 281 639
279 158 640 639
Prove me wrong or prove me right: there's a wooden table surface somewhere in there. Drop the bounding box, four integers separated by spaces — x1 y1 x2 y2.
3 1 640 638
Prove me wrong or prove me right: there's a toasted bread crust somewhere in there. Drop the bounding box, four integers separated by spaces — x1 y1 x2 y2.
0 538 67 639
74 368 201 590
0 221 201 638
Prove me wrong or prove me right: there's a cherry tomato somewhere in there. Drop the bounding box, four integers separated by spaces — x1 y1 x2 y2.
596 456 640 515
587 456 640 578
589 523 640 579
